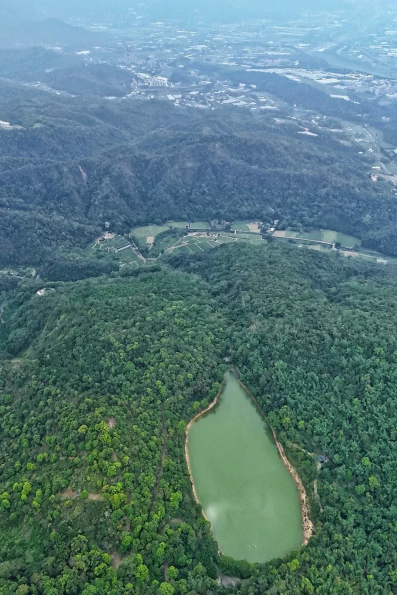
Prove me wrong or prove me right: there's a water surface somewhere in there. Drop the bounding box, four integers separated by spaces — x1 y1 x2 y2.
187 372 302 562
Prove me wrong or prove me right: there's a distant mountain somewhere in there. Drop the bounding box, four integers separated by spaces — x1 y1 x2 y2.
0 16 107 49
0 49 135 97
0 47 79 80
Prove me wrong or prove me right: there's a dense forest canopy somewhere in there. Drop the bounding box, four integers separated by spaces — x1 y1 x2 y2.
1 244 397 594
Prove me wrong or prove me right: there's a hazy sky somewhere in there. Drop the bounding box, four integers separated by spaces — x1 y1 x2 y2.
0 0 351 22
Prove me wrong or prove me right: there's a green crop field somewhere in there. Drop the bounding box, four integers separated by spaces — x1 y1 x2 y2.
284 229 360 248
231 221 250 231
131 225 169 243
118 249 141 263
166 221 189 229
217 236 236 244
184 235 202 244
299 230 323 242
102 235 127 248
322 230 360 248
190 221 210 229
176 245 193 254
197 241 212 251
189 243 205 253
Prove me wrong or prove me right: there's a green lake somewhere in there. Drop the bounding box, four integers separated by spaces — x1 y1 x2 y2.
187 372 303 563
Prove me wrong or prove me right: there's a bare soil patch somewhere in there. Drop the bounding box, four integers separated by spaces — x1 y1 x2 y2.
88 493 104 501
170 517 184 525
107 417 116 430
60 488 78 499
218 572 242 587
111 552 123 569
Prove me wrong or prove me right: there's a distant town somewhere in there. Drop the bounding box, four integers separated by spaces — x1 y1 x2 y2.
34 4 397 188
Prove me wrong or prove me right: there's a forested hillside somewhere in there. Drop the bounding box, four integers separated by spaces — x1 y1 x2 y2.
0 78 396 265
1 244 397 594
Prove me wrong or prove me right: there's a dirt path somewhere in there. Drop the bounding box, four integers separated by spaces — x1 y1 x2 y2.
60 489 103 501
150 404 167 509
130 240 146 263
269 427 313 545
314 462 323 512
291 444 323 513
313 479 322 512
60 488 78 499
111 552 122 569
134 248 146 262
88 493 104 501
0 301 5 324
78 165 88 182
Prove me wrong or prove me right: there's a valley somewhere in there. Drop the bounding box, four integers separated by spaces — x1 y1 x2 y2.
86 220 394 271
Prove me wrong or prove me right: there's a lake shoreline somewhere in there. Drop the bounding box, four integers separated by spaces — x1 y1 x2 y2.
234 375 313 547
185 375 227 552
185 369 313 554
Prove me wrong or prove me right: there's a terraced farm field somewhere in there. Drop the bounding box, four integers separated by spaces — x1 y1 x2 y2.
169 231 264 255
118 249 141 263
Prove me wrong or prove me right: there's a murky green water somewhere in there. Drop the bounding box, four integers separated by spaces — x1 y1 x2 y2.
187 372 302 563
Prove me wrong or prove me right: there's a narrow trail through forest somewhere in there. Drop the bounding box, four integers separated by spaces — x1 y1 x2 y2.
0 301 5 324
150 403 167 509
313 463 323 512
291 443 324 513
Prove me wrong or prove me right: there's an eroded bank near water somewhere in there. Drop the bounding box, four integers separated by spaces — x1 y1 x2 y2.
186 372 304 563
